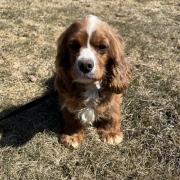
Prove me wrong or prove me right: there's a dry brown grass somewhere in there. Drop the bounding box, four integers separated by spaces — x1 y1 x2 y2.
0 0 180 179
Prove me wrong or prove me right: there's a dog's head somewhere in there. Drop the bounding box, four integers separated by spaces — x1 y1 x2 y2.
55 15 131 94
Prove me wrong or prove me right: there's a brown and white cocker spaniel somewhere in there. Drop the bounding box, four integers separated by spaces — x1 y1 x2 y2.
54 15 131 148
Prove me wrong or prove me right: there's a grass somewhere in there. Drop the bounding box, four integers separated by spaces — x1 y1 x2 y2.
0 0 179 179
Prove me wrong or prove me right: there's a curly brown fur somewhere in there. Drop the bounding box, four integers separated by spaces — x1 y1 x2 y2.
54 15 131 148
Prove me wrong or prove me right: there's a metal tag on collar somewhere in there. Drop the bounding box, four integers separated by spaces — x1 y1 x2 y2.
94 81 101 89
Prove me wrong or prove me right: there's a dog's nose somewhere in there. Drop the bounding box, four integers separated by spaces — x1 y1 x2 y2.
78 59 94 73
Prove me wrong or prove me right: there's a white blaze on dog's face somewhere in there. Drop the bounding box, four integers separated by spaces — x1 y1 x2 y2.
67 15 110 84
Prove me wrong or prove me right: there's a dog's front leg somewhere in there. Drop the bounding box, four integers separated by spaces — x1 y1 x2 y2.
97 106 123 145
59 107 84 148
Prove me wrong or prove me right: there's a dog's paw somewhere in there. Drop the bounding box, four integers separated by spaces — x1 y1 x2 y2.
59 132 84 149
99 131 123 145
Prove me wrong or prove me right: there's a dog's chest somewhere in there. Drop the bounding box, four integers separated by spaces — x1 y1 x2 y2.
78 85 100 124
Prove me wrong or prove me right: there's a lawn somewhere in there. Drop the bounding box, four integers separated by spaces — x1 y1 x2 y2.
0 0 179 179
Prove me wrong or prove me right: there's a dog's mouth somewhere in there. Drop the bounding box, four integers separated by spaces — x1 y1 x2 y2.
71 63 102 86
73 76 94 84
71 68 96 84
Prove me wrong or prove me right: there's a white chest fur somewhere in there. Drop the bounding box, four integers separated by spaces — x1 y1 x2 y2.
78 84 100 124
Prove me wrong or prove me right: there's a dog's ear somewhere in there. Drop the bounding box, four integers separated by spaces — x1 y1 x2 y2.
107 33 131 94
54 32 72 94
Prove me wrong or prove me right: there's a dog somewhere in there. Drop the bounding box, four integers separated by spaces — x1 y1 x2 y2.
54 15 131 148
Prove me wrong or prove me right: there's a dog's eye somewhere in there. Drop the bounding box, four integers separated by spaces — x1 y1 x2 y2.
97 44 107 52
69 41 80 50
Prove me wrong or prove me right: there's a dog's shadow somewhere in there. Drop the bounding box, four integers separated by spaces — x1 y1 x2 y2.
0 77 63 147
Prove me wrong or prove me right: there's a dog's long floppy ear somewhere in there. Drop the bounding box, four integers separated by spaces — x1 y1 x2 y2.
54 30 72 94
107 31 131 94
